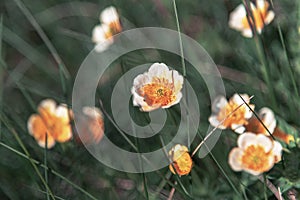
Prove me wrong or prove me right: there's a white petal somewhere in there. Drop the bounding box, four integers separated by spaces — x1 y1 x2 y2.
232 93 250 105
237 132 257 148
231 124 246 134
272 141 282 162
172 70 184 94
27 114 38 136
255 134 273 153
264 11 275 25
259 107 276 134
132 74 151 89
208 116 226 129
94 40 113 52
244 104 255 119
100 6 119 25
211 96 227 113
228 148 243 171
55 104 70 124
242 29 253 37
256 0 266 11
38 99 56 115
229 4 247 31
92 24 110 44
148 63 170 79
37 138 56 149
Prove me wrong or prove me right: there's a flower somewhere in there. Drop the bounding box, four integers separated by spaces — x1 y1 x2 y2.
229 132 282 176
27 99 72 148
245 107 276 135
272 127 294 144
209 93 254 134
245 107 294 144
131 63 184 112
92 6 122 52
75 106 104 145
229 0 275 37
168 144 193 176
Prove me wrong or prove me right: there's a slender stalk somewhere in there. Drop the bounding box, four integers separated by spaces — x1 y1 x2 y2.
0 115 56 200
172 0 186 77
269 0 299 100
44 135 49 200
195 131 242 197
12 0 70 96
243 0 277 110
263 174 268 200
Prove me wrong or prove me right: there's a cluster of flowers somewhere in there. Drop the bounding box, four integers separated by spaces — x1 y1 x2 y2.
91 0 275 53
27 99 104 148
26 1 287 177
209 94 293 175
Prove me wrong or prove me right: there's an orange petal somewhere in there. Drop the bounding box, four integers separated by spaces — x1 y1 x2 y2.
27 114 55 148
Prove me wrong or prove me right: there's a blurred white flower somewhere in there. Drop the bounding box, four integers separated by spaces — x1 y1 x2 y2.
229 0 275 37
92 6 122 52
229 132 282 176
209 93 254 134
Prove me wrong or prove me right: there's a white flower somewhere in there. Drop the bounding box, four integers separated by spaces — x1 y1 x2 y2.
209 93 254 134
229 132 282 176
229 0 275 37
76 106 104 145
92 6 122 52
245 107 276 135
131 63 184 112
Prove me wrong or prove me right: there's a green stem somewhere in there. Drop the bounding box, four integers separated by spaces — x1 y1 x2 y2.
0 115 56 200
172 0 186 77
12 0 70 96
263 174 268 200
44 135 49 200
269 0 299 100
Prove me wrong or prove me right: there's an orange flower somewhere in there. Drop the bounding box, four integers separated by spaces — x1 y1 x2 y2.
245 107 294 144
209 93 254 134
229 0 275 37
131 63 184 112
27 99 72 148
245 107 276 135
168 144 193 176
92 6 122 52
229 132 282 175
75 106 104 145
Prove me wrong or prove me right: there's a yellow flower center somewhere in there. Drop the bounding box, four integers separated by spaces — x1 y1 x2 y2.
241 145 271 172
139 82 176 107
217 101 247 128
169 152 193 176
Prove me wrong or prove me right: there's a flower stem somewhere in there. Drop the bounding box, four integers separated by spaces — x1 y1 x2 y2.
172 0 186 77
